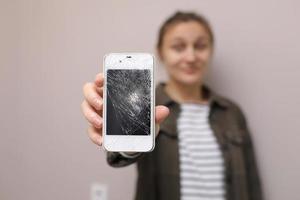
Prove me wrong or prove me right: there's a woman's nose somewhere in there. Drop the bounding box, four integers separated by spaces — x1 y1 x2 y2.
184 48 196 63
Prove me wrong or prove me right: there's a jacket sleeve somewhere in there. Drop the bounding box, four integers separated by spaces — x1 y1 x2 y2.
235 106 264 200
106 151 144 167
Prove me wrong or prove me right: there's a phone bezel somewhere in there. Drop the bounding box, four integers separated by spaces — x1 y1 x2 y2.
103 53 155 152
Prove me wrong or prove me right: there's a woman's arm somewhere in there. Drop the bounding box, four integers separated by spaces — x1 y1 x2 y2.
106 152 144 167
235 106 264 200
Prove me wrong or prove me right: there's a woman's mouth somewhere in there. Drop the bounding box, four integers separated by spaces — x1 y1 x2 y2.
183 67 198 74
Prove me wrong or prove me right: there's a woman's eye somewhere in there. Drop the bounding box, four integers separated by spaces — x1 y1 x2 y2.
195 43 208 50
171 44 185 52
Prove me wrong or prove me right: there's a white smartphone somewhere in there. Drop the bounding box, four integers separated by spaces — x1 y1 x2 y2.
103 53 155 152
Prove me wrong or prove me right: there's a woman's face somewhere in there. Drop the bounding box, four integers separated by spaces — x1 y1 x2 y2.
159 21 213 86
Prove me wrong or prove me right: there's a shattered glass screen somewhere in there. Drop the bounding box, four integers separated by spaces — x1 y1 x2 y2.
106 69 151 135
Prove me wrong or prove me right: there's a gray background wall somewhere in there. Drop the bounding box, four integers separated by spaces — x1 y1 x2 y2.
1 0 299 199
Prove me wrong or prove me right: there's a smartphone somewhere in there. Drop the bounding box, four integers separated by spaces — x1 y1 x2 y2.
103 53 155 152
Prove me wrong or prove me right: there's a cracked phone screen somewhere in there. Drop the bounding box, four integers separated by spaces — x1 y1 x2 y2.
106 69 151 135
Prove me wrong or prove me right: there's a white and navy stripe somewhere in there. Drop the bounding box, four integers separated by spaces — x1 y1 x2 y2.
178 103 226 200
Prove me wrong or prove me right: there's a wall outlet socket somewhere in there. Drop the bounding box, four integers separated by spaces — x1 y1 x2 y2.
90 183 108 200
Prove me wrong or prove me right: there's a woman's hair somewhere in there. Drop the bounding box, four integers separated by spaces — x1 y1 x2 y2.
156 11 214 51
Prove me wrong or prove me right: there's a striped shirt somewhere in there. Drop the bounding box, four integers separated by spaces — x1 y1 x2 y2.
177 103 226 200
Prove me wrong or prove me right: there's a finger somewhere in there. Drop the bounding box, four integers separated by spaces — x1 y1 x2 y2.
95 87 103 96
94 73 104 95
155 124 160 137
87 125 102 146
94 73 104 87
155 105 170 124
83 82 103 111
81 100 103 128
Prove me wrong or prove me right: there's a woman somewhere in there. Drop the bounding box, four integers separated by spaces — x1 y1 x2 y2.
81 11 263 200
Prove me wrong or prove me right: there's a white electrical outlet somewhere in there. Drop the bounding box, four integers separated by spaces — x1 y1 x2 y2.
91 183 108 200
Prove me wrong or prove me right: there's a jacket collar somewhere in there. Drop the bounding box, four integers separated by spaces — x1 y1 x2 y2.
156 82 230 108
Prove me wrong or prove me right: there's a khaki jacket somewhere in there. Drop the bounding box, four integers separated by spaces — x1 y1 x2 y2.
106 83 263 200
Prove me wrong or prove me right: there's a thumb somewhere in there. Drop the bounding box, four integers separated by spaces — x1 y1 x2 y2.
155 105 169 137
155 105 169 124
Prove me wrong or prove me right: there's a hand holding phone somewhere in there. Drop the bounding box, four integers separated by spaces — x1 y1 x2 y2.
81 54 169 151
103 53 156 152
